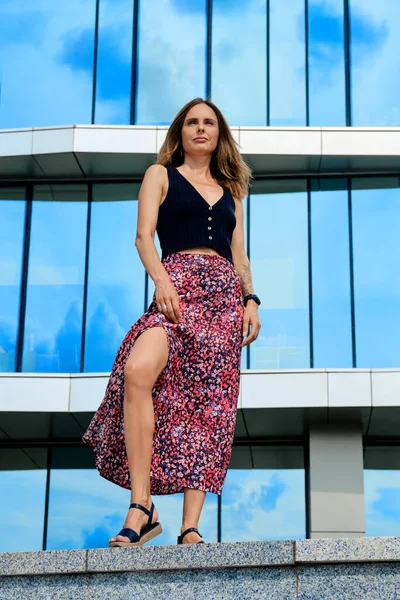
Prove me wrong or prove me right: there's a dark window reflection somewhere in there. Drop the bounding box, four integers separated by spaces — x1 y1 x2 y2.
94 0 134 124
136 0 207 124
364 446 400 536
85 184 145 372
0 448 47 553
222 445 306 541
311 181 352 366
0 189 26 372
352 178 400 367
0 1 96 128
249 180 309 369
22 185 88 373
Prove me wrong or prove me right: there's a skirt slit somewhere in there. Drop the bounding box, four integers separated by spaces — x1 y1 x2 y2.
82 252 244 496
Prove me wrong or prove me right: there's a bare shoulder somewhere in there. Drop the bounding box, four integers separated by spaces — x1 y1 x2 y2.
143 163 168 185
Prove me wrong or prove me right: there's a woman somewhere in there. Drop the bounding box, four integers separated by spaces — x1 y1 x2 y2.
82 97 261 547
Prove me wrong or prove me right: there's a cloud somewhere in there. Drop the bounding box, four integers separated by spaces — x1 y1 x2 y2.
54 300 82 372
258 474 287 512
372 487 400 520
364 470 400 537
170 0 244 14
0 1 96 128
85 300 125 371
0 9 47 47
57 27 94 74
222 469 305 541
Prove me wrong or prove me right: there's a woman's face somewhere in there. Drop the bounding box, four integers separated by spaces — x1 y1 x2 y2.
181 103 219 158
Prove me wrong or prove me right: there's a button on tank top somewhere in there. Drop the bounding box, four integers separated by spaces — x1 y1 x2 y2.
156 166 237 264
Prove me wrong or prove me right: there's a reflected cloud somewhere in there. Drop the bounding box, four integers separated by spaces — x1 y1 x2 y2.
54 300 82 372
85 301 125 371
171 0 243 13
365 470 400 536
258 474 287 512
222 470 305 541
0 321 14 353
94 27 132 102
0 1 96 128
57 27 94 74
0 9 47 47
136 0 206 124
372 487 400 520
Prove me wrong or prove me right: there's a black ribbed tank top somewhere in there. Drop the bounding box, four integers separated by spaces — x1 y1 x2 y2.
156 166 237 264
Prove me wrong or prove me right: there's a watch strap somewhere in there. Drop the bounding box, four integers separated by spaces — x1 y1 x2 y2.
243 294 261 307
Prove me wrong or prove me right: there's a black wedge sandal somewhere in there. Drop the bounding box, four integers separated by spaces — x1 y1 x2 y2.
109 502 162 548
177 527 205 544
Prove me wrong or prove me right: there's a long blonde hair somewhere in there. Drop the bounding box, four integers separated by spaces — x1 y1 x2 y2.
157 97 253 201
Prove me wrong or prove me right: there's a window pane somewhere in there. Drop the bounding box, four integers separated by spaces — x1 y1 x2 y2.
0 1 96 128
308 0 346 126
136 0 207 124
0 189 25 372
352 179 400 367
46 447 217 549
249 181 309 369
350 0 400 125
364 446 400 536
23 186 88 373
0 448 47 553
270 0 306 125
85 184 145 372
311 184 353 366
212 0 267 126
94 0 133 124
222 446 306 541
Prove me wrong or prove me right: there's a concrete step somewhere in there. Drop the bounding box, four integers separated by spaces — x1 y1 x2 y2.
0 537 399 599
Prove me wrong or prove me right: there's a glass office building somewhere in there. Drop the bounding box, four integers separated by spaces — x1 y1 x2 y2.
0 0 400 551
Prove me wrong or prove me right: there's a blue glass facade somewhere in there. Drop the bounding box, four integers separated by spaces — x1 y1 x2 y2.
1 177 399 375
1 1 400 552
1 1 400 129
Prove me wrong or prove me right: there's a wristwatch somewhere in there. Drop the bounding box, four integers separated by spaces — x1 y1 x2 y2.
243 293 261 307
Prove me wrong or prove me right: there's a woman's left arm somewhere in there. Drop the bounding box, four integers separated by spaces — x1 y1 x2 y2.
230 198 261 347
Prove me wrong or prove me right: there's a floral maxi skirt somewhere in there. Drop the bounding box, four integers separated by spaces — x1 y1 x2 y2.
82 252 244 495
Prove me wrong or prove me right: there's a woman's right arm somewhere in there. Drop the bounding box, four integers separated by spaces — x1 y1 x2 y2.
135 164 182 324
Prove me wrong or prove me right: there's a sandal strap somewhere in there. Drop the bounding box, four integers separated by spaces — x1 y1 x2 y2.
129 502 154 527
117 527 140 543
177 527 202 544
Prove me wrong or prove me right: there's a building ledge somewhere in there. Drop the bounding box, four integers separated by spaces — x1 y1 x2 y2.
0 537 399 600
1 369 400 444
1 125 400 180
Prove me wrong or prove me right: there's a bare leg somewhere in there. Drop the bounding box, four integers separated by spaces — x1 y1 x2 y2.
180 488 207 544
109 327 169 544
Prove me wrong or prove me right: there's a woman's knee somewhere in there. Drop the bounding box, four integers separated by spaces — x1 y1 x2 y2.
124 358 155 391
124 327 169 391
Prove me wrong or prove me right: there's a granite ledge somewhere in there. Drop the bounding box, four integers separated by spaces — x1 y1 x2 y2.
87 540 294 573
1 537 400 579
0 549 87 576
296 536 400 564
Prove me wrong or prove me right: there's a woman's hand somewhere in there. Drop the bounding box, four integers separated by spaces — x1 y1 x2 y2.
241 301 261 347
155 279 182 323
